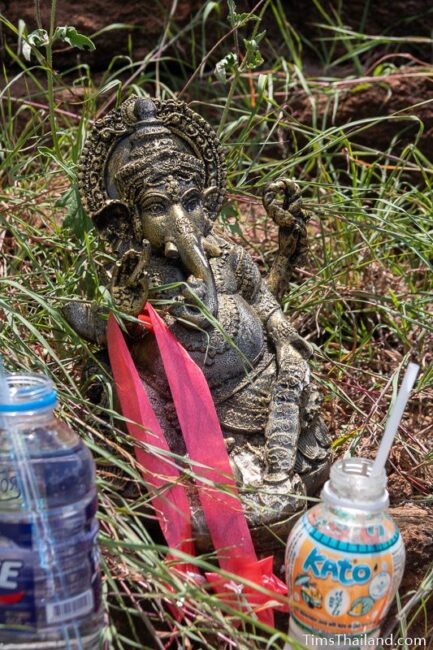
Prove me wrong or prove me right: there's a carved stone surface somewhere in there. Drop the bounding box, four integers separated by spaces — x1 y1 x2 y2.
65 96 331 548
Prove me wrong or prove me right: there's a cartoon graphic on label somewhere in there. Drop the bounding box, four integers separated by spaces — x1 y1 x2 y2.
295 575 323 608
369 572 391 600
348 596 375 617
325 588 350 616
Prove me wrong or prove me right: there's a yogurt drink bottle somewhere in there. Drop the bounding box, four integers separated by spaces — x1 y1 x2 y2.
285 457 405 649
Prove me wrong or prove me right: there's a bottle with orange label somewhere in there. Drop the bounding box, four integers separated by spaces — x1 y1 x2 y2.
285 457 405 649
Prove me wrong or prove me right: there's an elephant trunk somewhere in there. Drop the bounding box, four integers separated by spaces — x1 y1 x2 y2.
168 207 218 326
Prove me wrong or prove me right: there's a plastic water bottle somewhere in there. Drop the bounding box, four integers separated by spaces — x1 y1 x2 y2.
285 457 405 649
0 373 103 648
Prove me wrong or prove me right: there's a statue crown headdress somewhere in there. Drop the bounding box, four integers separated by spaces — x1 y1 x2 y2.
77 96 226 223
114 99 205 199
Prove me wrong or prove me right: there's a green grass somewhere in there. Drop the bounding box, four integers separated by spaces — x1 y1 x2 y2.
1 1 432 647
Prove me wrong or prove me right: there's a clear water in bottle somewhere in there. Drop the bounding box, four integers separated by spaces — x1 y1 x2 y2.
0 373 104 649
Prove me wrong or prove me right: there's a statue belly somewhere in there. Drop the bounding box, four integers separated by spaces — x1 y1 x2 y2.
179 293 266 386
132 293 267 389
216 351 276 434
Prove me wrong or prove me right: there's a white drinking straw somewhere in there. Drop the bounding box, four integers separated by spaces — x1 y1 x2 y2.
371 362 420 477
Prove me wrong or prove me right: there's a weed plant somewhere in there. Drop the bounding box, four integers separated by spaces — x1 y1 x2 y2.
0 1 432 647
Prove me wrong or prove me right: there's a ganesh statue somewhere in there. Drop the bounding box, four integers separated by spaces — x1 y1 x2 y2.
64 96 330 550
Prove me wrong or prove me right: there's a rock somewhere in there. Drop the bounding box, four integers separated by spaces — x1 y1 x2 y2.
384 503 433 636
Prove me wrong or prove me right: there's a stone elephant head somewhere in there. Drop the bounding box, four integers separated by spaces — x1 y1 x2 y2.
77 96 227 325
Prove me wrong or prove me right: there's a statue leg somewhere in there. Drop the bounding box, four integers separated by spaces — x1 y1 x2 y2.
263 360 307 483
236 358 331 530
296 385 331 492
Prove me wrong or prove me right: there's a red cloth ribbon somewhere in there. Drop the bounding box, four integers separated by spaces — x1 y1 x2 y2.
105 310 194 573
107 304 288 625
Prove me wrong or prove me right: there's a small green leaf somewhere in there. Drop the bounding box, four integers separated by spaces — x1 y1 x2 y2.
22 41 31 61
257 73 267 94
60 188 93 238
227 0 259 28
227 0 236 15
215 52 238 83
23 28 49 60
17 19 26 55
352 83 372 93
243 33 265 70
28 28 49 46
38 146 76 180
55 26 95 51
98 285 113 307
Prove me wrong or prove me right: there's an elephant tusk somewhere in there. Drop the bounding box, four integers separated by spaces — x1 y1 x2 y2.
165 241 179 259
193 242 208 269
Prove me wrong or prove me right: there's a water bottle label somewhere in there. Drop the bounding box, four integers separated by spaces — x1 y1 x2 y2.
0 510 102 629
0 521 36 626
286 510 405 638
0 521 33 548
46 588 94 624
0 470 21 502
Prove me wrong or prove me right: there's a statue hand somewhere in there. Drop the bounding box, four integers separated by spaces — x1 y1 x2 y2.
110 243 150 315
262 178 306 227
275 339 313 368
262 178 310 303
182 275 208 305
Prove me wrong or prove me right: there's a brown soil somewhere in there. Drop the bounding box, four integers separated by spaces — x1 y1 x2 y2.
280 0 433 61
5 0 433 70
0 0 199 69
286 72 433 158
3 2 433 155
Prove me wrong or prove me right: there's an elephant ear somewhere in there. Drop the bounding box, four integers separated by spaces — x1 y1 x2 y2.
93 201 131 246
203 186 221 218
